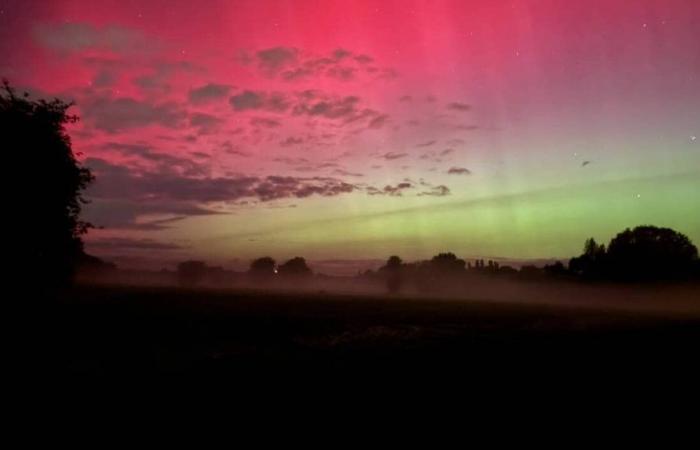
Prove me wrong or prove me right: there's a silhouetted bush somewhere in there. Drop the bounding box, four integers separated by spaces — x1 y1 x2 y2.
519 265 544 279
3 80 94 286
498 265 518 275
176 260 207 287
544 261 568 277
569 238 606 279
379 255 404 294
430 253 466 273
249 257 276 281
77 253 117 276
278 257 312 278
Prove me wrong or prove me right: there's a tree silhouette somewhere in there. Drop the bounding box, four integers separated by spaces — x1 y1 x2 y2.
278 257 312 278
569 226 698 281
176 260 207 287
2 80 94 285
430 253 466 273
569 238 607 279
249 257 276 280
606 226 697 280
379 255 404 294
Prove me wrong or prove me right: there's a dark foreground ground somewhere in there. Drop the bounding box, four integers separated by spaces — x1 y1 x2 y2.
31 284 700 379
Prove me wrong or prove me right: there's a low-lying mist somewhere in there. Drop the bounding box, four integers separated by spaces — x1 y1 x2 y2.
77 266 700 318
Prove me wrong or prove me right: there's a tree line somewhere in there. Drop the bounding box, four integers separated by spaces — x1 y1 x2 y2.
369 225 700 293
5 81 698 290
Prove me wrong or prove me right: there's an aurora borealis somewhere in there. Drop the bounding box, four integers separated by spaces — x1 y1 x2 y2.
1 0 698 273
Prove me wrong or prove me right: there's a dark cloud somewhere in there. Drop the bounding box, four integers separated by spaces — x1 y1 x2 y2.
229 90 290 112
223 145 252 158
399 95 412 102
367 182 413 197
325 66 356 81
280 136 304 146
447 167 472 175
368 114 389 129
133 60 202 94
33 22 148 53
133 74 171 93
246 47 392 82
291 160 340 172
333 169 364 177
131 60 202 95
92 70 116 88
292 93 361 119
273 157 310 165
363 179 450 197
83 198 219 230
250 117 281 128
87 237 185 251
254 176 356 201
333 48 352 60
82 97 186 132
416 140 436 147
256 46 299 74
419 151 442 162
447 102 471 111
86 158 360 206
190 112 223 134
418 185 451 196
446 138 465 146
188 83 233 104
228 89 387 129
382 152 408 160
440 148 455 156
354 54 374 64
102 142 207 176
229 90 265 110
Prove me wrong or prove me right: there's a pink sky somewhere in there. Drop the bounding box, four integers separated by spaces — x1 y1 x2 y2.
1 0 698 272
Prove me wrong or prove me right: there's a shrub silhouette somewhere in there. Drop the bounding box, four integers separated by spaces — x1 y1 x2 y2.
379 255 404 294
176 260 207 287
569 238 606 279
249 257 276 280
2 80 94 285
278 257 312 278
430 253 466 273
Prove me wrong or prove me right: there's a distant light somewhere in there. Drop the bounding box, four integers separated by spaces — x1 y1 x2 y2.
691 136 697 142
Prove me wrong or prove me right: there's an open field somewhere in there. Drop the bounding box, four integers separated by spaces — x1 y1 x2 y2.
32 282 700 377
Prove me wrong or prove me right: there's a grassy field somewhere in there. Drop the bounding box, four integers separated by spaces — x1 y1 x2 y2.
35 283 700 376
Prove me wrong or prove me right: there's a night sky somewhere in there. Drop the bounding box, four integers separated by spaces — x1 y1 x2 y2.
1 0 698 273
